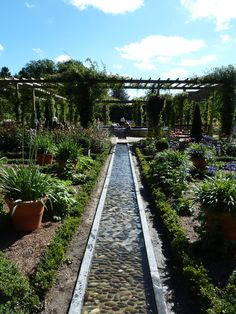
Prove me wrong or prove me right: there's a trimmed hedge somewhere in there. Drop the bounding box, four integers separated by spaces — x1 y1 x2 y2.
0 252 41 313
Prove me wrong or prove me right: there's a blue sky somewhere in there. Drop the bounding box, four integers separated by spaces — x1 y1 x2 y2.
1 0 236 80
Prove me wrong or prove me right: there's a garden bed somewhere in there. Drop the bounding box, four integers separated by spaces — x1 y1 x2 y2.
135 144 236 313
0 221 61 276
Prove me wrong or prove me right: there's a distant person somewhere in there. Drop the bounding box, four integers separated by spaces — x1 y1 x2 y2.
96 117 101 130
120 117 126 127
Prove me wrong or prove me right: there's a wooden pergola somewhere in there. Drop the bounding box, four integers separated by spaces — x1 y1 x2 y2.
0 76 224 105
0 77 223 90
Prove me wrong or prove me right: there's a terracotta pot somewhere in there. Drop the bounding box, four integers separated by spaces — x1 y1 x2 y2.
37 153 53 166
205 210 236 240
191 157 207 171
5 198 47 232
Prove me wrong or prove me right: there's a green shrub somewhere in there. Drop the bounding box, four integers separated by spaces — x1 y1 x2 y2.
183 263 218 311
0 126 30 152
186 143 215 160
0 252 41 313
149 149 190 197
45 179 77 220
76 156 95 173
31 242 65 298
174 197 193 216
226 144 236 157
155 138 169 152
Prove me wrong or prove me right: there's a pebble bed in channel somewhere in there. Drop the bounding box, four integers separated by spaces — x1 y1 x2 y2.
82 144 157 314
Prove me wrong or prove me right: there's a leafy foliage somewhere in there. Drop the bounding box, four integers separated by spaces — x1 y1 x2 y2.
0 166 53 201
186 143 215 160
45 179 77 220
146 94 165 137
32 132 55 155
56 140 81 161
149 149 190 197
195 173 236 215
0 252 41 313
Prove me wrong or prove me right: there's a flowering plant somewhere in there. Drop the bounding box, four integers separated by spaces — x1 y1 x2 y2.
186 143 215 160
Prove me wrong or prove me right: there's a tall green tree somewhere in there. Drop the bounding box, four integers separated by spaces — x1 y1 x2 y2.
203 65 236 137
173 93 187 130
0 66 11 78
132 99 143 126
19 59 56 78
54 59 108 127
146 94 165 137
110 87 129 102
44 97 55 128
190 103 203 142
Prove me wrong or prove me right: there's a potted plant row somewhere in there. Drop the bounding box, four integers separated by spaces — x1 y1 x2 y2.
33 134 56 166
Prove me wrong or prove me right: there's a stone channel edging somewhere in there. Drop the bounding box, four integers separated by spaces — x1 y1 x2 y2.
128 144 169 314
68 144 117 314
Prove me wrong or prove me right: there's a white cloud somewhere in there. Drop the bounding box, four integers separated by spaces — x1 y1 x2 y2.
116 35 205 69
0 44 3 52
112 64 123 70
181 0 236 31
67 0 144 14
134 60 156 70
220 34 231 43
158 56 171 64
33 48 43 56
180 54 216 66
54 54 71 62
161 68 189 79
25 2 35 8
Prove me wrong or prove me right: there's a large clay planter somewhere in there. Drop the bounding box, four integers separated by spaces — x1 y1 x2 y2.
191 157 207 171
205 210 236 240
37 153 53 166
5 198 46 232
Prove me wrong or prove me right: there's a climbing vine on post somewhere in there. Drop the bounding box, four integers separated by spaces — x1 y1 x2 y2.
44 97 55 128
132 100 143 126
203 65 236 137
146 94 164 137
102 104 110 125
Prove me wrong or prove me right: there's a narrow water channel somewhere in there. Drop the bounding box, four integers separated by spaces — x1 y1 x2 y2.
81 144 157 314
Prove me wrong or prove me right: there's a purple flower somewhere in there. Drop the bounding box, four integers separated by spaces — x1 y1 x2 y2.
225 162 236 171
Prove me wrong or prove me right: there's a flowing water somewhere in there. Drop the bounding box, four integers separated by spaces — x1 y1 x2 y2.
82 144 157 314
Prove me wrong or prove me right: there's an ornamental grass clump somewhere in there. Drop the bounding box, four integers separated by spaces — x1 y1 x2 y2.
56 140 81 162
0 166 52 201
33 133 56 155
195 173 236 216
